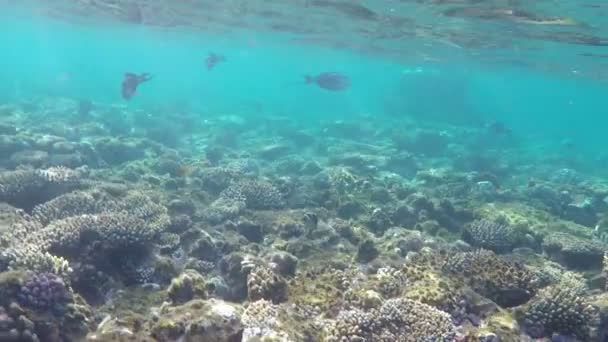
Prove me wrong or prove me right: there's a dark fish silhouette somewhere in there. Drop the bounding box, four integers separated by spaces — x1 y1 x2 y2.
487 121 512 135
121 73 152 100
77 99 93 117
561 139 575 149
305 72 351 91
205 53 226 70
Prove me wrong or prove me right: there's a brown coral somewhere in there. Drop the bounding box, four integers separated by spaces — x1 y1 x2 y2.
247 265 288 303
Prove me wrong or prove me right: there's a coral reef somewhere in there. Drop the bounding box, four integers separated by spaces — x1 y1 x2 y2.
167 270 207 304
205 178 284 223
323 298 456 341
516 274 599 339
1 95 607 341
0 167 81 209
151 299 243 342
17 272 73 312
443 249 539 307
247 265 288 303
0 271 92 341
543 231 606 269
462 219 516 253
242 300 293 341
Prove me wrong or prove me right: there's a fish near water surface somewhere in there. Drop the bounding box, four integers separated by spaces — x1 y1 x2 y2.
121 73 152 100
305 72 351 91
205 52 226 70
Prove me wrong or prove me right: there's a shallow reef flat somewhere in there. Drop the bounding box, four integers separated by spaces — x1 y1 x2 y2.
1 97 608 341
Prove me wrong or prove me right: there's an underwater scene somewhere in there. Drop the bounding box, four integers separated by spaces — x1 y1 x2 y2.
1 1 608 341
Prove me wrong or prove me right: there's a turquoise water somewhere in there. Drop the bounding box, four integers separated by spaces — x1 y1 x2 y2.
0 3 606 159
3 2 608 341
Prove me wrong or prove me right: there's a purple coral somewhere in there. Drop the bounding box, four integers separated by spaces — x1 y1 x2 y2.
18 273 73 311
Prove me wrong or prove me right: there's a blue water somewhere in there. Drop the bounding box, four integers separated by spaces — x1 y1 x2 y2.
4 3 608 341
0 4 607 168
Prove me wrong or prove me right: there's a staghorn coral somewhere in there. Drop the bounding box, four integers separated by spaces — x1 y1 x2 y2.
462 219 516 253
242 300 292 341
199 165 245 194
0 207 42 249
0 167 81 209
1 249 71 276
157 232 181 253
222 179 284 210
205 178 284 223
443 249 539 307
323 298 456 342
38 212 161 250
0 210 72 275
31 190 118 225
247 264 288 304
323 309 376 342
387 251 467 317
204 195 246 224
21 192 168 252
1 191 168 278
543 231 606 269
518 274 599 339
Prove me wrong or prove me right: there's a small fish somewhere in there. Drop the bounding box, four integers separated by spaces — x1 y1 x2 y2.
487 120 512 135
561 139 575 149
121 73 152 100
77 99 94 117
205 52 226 70
305 72 351 91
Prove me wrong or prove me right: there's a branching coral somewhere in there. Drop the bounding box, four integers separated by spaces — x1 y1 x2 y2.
443 249 539 307
518 273 599 339
0 167 81 209
0 206 71 275
543 231 606 269
323 298 456 342
1 188 169 276
204 178 284 223
32 190 118 225
247 265 288 303
462 219 516 253
25 192 169 251
222 179 284 210
198 165 245 194
242 300 292 341
36 212 159 250
204 195 246 224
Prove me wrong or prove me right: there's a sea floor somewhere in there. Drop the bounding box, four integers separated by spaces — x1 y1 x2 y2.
0 97 607 341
